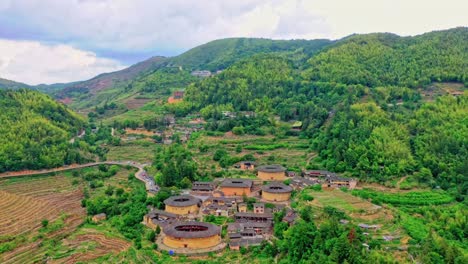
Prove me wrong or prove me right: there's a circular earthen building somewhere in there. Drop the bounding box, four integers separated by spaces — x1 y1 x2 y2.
261 182 293 202
162 221 221 249
257 165 287 181
164 195 201 215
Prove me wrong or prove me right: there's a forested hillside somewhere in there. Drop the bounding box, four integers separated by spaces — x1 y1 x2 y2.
0 89 88 172
170 37 332 71
303 27 467 87
38 38 332 111
185 28 468 197
0 77 31 90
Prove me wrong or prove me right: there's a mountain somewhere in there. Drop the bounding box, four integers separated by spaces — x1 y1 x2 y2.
33 38 332 110
185 27 468 196
169 37 332 71
51 56 168 98
0 77 31 90
303 27 468 87
0 89 89 172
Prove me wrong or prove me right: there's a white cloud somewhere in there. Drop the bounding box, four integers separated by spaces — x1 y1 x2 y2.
0 39 126 85
1 0 465 52
0 0 466 84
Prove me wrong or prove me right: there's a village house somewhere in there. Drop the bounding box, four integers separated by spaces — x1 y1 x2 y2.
234 161 256 170
282 209 298 226
227 221 272 236
253 203 265 214
323 175 358 189
290 176 318 190
201 196 242 217
202 204 232 216
143 209 178 230
302 170 331 179
191 70 212 77
92 213 106 223
219 178 253 196
191 181 214 195
235 212 273 223
221 111 236 118
237 203 248 213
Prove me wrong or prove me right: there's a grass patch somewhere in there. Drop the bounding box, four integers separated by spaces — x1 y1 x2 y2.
107 142 156 163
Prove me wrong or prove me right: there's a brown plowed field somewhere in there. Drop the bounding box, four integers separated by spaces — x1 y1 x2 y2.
124 97 152 110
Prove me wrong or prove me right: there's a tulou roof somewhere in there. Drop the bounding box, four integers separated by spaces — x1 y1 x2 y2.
220 178 253 188
257 165 286 173
163 221 220 238
164 195 201 207
262 182 293 193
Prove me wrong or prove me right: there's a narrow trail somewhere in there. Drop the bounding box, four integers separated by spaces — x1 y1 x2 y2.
0 160 159 194
396 176 408 189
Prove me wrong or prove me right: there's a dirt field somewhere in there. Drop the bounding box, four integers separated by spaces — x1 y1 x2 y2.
124 97 152 110
125 128 155 136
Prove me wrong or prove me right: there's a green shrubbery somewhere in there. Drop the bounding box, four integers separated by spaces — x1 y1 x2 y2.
352 189 454 206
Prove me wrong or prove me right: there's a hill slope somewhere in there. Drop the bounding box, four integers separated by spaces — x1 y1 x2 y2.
169 37 332 71
51 56 168 99
185 28 468 196
0 89 88 172
303 27 468 87
37 38 332 110
0 78 31 90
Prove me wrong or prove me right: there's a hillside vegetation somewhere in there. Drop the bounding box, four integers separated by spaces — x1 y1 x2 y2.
0 89 87 172
170 37 332 71
0 78 31 90
40 38 332 112
185 28 468 197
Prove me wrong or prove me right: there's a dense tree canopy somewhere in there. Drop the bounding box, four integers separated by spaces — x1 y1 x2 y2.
0 89 86 172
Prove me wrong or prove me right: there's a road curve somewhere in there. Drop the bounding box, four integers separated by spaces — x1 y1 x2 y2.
0 161 159 194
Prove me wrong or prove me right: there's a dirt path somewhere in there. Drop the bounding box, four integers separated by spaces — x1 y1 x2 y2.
396 176 408 189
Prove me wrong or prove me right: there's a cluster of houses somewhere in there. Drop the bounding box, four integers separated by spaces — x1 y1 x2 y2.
123 113 205 145
142 162 358 253
190 70 223 78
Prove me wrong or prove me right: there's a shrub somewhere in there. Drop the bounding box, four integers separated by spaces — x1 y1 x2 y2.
41 219 49 228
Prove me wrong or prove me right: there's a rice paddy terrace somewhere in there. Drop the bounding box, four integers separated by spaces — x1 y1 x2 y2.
0 168 136 263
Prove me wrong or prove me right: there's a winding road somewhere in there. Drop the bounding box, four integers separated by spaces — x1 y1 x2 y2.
0 161 160 194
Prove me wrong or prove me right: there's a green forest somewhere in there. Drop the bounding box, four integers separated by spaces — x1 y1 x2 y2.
185 28 468 197
0 89 111 172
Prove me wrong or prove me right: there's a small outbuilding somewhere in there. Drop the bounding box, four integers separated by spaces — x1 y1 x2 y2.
234 161 256 170
92 213 106 223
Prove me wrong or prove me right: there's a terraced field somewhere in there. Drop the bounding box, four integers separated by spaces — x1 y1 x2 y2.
0 169 137 264
50 229 131 264
0 174 86 263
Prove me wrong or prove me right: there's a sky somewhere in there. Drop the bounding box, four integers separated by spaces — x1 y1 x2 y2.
0 0 466 85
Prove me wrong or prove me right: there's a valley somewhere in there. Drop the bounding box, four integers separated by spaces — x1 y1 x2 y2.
0 27 466 263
